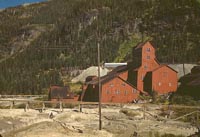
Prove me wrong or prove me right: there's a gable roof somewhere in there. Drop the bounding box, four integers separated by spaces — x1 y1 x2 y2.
151 65 178 73
108 65 128 75
86 73 116 85
134 41 155 50
85 75 97 82
86 65 128 85
117 76 148 95
85 71 148 95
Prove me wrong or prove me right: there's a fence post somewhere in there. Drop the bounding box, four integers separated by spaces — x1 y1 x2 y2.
42 102 45 112
60 101 63 112
143 104 146 120
10 101 14 109
79 102 82 112
25 102 29 112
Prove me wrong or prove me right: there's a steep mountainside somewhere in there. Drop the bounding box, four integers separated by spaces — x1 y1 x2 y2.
0 0 200 94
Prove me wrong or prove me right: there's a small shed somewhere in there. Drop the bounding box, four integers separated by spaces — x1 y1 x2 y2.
48 86 75 102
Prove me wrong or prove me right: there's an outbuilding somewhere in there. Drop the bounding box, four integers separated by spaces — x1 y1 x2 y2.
48 85 79 102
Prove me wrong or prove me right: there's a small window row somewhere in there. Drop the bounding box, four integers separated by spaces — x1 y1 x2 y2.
106 90 138 95
158 82 172 87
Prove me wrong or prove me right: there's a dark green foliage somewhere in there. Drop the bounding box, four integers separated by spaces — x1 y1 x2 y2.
177 66 200 100
140 0 200 63
170 95 200 105
0 0 200 94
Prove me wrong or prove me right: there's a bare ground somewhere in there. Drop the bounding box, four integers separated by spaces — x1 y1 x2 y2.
0 104 198 137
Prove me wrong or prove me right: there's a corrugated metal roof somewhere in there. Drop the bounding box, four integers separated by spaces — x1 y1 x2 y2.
108 65 128 74
151 65 178 73
104 63 127 68
134 41 155 50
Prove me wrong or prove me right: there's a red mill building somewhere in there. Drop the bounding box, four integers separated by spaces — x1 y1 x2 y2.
82 41 178 103
129 41 178 94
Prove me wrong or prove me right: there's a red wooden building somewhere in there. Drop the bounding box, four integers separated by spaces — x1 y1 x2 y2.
129 41 178 94
82 69 141 103
82 41 178 103
143 65 178 94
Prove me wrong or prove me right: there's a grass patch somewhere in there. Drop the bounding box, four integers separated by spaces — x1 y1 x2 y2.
68 82 82 95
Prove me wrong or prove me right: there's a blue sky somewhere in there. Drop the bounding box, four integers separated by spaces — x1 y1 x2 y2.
0 0 46 9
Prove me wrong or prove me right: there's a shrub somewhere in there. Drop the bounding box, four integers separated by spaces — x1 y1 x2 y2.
170 95 198 106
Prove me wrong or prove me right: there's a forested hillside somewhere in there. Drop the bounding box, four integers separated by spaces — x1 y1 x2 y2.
0 0 200 94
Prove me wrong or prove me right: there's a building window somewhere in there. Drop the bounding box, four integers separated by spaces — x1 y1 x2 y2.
124 91 128 95
144 65 148 70
146 48 151 52
106 90 110 94
110 83 114 87
132 89 137 93
169 83 172 87
158 82 162 86
147 56 150 59
122 83 126 86
115 90 120 94
163 72 168 77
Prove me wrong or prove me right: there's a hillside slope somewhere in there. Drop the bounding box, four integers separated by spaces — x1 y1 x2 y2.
0 0 200 94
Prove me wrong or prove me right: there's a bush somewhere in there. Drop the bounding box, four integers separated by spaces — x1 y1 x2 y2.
170 95 198 106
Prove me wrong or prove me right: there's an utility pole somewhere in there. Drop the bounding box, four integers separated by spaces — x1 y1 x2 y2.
98 43 102 130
